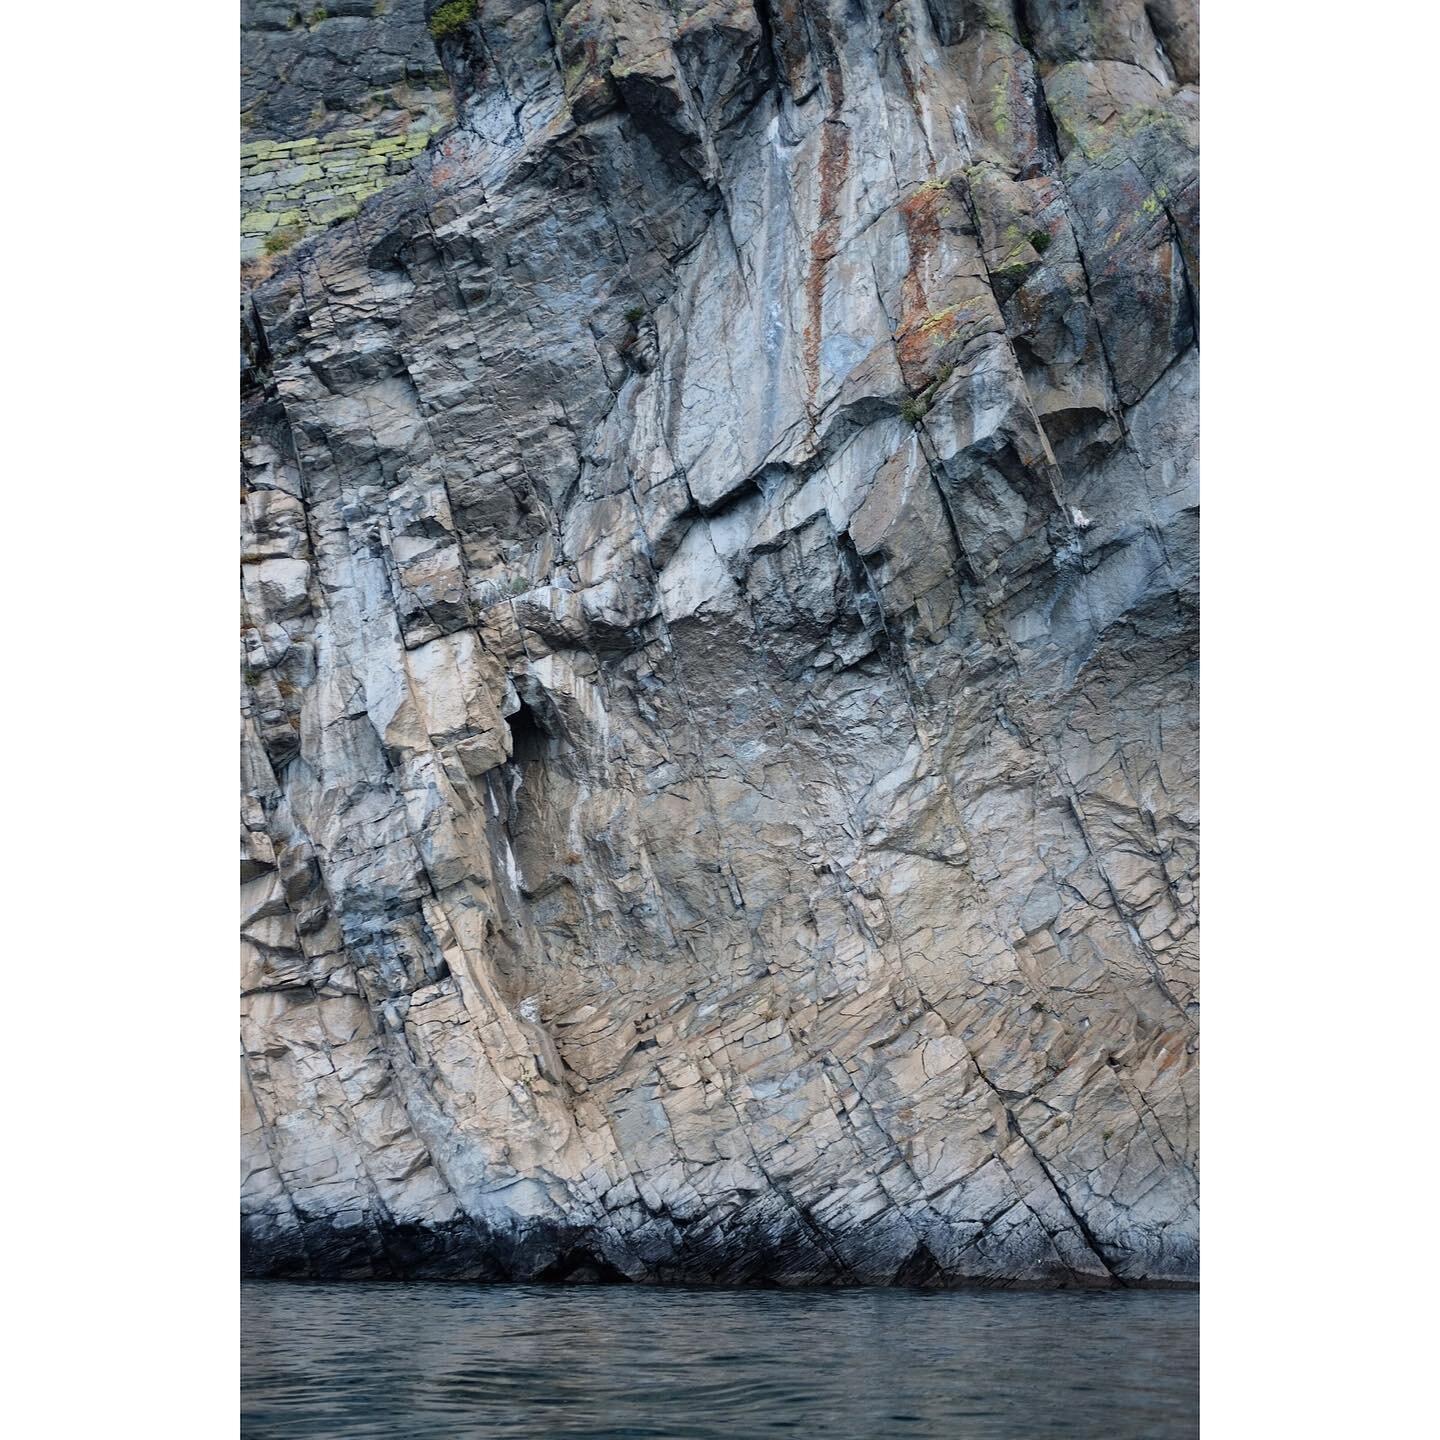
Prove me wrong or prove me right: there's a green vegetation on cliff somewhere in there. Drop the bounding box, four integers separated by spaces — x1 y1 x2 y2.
428 0 475 40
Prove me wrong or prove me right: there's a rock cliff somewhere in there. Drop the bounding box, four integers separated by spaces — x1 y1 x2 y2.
241 0 1198 1286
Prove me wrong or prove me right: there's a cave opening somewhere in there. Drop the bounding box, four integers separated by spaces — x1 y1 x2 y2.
506 697 550 763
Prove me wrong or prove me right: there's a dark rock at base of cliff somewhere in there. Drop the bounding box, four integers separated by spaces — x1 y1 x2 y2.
241 1214 1197 1289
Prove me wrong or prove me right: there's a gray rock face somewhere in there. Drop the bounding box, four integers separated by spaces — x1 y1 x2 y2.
241 0 1198 1287
242 0 450 139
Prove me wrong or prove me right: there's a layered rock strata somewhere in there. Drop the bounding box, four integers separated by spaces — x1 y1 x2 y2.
241 0 453 265
241 0 1199 1287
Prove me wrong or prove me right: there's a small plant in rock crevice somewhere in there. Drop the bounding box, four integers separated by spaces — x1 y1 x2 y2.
428 0 476 40
899 396 927 426
623 305 646 326
264 227 303 256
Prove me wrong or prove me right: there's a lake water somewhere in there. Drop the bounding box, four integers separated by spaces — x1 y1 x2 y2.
242 1281 1197 1438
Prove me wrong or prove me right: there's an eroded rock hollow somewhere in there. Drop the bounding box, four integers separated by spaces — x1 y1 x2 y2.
241 0 1199 1286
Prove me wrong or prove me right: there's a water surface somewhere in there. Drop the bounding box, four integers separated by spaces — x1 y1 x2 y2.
242 1281 1197 1438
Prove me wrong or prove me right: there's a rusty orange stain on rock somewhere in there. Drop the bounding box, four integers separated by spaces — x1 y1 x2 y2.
804 116 850 401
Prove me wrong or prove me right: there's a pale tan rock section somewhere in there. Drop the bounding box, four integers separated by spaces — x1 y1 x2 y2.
242 0 1198 1285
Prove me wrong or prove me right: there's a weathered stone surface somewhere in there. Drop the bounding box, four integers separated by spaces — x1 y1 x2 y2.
240 1 454 264
241 0 1198 1288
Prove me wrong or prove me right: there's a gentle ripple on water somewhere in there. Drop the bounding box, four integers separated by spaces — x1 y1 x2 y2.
241 1281 1197 1439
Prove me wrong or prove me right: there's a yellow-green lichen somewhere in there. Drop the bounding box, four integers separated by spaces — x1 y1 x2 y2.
919 301 982 334
991 76 1011 138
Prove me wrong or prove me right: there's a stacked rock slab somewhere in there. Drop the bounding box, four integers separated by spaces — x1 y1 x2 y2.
241 0 1199 1287
241 0 453 264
